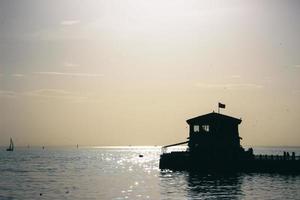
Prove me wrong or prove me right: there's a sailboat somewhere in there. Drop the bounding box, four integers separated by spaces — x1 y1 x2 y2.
6 138 14 151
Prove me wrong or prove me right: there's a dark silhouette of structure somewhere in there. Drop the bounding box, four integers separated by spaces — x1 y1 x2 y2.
159 112 300 173
186 112 248 160
6 138 14 151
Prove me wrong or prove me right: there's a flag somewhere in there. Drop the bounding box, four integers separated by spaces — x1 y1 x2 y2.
218 102 226 109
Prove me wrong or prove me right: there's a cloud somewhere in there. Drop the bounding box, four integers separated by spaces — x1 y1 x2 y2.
63 62 80 67
24 89 88 101
27 20 97 41
33 72 103 77
0 90 17 98
0 89 88 101
230 75 241 79
26 89 74 97
11 73 25 77
60 20 80 26
292 90 300 95
286 64 300 69
292 65 300 68
196 83 263 90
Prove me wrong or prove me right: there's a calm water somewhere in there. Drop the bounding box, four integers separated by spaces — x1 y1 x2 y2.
0 146 300 200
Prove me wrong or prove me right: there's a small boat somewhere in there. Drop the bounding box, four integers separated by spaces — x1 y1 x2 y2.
6 138 14 151
139 154 144 158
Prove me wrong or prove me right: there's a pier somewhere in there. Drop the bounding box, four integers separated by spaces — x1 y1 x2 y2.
159 110 300 173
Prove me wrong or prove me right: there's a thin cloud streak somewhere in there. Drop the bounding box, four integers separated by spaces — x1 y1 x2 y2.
196 83 263 90
0 89 87 100
11 73 25 77
0 90 17 98
292 90 300 95
24 89 87 100
285 64 300 69
33 72 103 77
0 89 89 101
60 20 80 26
292 65 300 68
231 75 241 79
63 62 80 67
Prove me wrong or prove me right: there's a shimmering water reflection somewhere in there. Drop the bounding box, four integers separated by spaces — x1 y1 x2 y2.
0 146 300 200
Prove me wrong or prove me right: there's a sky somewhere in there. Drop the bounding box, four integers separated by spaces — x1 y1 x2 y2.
0 0 300 147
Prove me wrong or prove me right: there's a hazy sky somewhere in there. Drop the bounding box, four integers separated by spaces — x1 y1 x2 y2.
1 0 300 146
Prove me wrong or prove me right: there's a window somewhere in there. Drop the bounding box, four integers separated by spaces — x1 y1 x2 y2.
202 125 209 132
194 125 200 132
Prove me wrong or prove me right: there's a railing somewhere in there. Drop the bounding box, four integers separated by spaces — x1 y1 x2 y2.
254 154 300 161
161 141 188 154
161 146 188 154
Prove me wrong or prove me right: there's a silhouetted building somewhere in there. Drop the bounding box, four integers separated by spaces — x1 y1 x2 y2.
187 112 242 159
159 111 300 173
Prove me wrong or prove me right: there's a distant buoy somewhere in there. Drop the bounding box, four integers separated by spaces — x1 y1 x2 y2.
139 154 143 158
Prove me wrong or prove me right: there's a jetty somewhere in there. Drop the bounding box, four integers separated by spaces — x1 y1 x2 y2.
159 110 300 173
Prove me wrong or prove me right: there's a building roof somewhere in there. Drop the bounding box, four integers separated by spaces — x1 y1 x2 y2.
186 112 242 124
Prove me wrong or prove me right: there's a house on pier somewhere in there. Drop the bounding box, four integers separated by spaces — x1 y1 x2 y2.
186 112 243 159
160 110 300 172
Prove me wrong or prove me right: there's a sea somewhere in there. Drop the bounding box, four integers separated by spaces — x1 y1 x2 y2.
1 146 300 200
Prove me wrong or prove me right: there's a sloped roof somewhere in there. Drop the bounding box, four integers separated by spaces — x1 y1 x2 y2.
186 112 242 124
